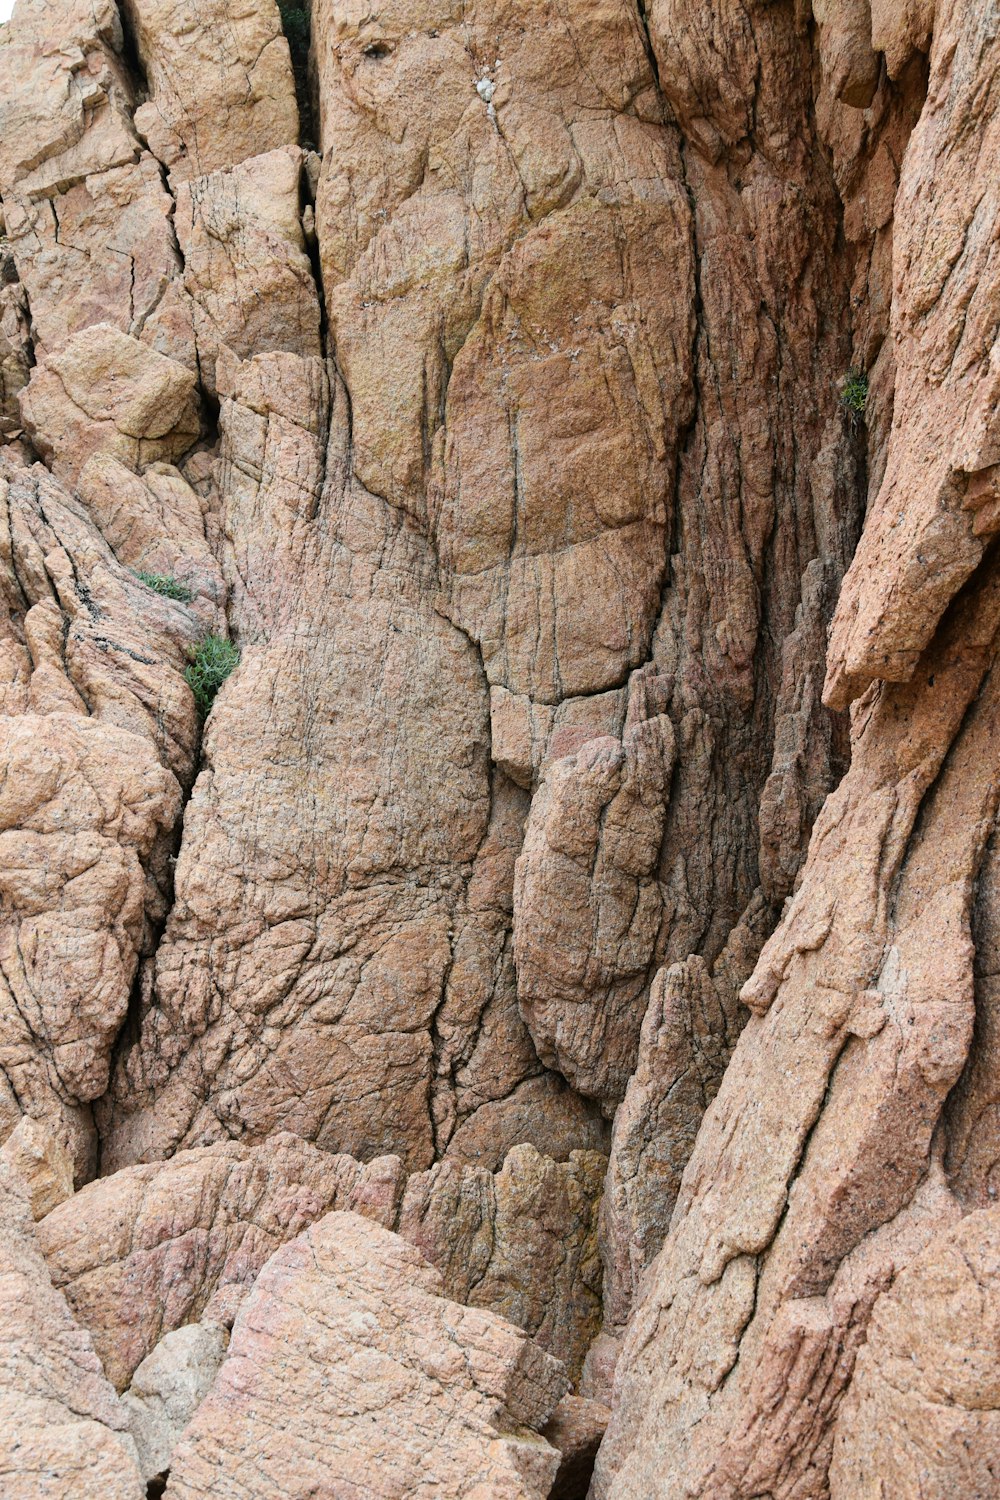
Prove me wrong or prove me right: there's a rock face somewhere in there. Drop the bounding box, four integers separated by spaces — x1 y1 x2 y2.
162 1210 568 1499
0 0 998 1494
0 1161 143 1498
120 1322 229 1484
828 1207 1000 1500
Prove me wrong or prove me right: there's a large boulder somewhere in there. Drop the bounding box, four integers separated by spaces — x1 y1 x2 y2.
162 1210 568 1499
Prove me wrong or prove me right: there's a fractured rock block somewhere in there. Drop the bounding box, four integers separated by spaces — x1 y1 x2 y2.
0 1160 143 1499
163 1210 568 1499
37 1135 405 1390
20 324 200 483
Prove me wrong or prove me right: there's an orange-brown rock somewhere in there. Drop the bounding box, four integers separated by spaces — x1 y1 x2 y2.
0 451 201 1176
2 0 999 1492
121 0 299 182
592 2 1000 1496
397 1143 605 1382
824 0 1000 709
162 1210 568 1499
37 1133 404 1390
0 1114 75 1218
173 146 322 395
0 1160 144 1499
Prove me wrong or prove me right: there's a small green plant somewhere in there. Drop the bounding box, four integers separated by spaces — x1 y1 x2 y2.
184 634 239 717
840 369 868 417
134 569 194 602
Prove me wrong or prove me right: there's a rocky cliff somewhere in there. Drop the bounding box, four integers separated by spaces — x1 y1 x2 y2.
0 0 996 1495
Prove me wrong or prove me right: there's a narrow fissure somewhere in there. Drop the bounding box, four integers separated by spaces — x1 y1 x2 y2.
278 0 316 148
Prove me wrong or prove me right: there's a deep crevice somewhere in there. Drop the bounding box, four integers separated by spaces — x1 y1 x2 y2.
278 0 316 149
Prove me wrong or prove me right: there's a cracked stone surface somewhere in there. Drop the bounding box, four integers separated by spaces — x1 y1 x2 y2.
161 1210 568 1500
0 0 998 1493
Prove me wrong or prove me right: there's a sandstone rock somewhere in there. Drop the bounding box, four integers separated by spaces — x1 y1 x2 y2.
121 1322 228 1484
398 1144 605 1383
122 0 299 181
0 1160 143 1499
20 324 201 483
0 1115 74 1219
829 1206 1000 1499
37 1134 403 1391
162 1210 568 1499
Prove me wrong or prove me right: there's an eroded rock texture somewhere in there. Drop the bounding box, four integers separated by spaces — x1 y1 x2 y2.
163 1210 568 1499
0 0 998 1493
0 1161 144 1499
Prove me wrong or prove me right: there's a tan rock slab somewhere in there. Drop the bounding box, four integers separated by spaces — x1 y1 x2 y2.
163 1210 568 1499
0 1115 74 1219
0 1160 143 1499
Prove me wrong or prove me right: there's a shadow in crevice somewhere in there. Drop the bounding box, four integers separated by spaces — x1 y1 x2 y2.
278 0 316 148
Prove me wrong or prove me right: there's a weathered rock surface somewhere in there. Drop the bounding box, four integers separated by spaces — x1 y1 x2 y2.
824 0 1000 709
21 324 201 483
542 1395 610 1500
37 1133 403 1390
829 1206 1000 1500
173 146 322 395
398 1143 605 1383
0 1160 143 1498
0 1114 74 1218
1 0 998 1493
122 0 299 182
162 1210 568 1499
592 4 1000 1493
0 452 200 1177
121 1322 229 1484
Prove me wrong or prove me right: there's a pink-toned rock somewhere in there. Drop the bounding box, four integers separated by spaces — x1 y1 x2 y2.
0 1160 143 1499
541 1395 610 1500
37 1134 405 1391
173 146 321 395
829 1207 1000 1499
0 1115 74 1219
20 324 201 484
122 0 299 182
0 0 196 369
597 902 770 1335
824 0 1000 709
162 1210 568 1500
514 709 674 1110
398 1144 605 1383
100 349 602 1175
